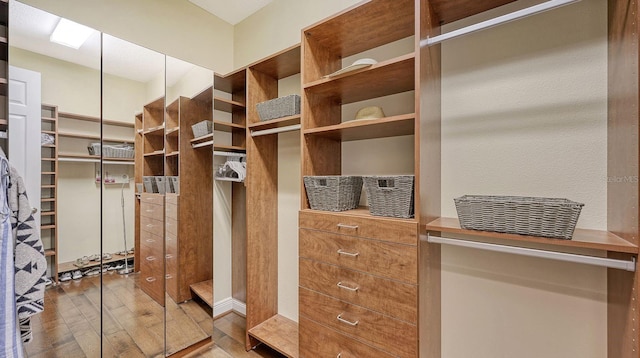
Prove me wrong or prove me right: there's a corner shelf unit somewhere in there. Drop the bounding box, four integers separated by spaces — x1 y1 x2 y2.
41 104 58 283
245 43 301 356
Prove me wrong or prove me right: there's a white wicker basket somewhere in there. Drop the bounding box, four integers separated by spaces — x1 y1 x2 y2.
192 121 213 138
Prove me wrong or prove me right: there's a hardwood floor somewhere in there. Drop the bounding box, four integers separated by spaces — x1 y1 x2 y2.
23 272 284 358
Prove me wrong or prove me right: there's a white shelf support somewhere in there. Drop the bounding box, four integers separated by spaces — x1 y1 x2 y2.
420 0 581 47
424 234 636 272
250 124 301 137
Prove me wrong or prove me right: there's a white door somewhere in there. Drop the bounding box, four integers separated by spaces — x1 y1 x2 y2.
9 66 42 226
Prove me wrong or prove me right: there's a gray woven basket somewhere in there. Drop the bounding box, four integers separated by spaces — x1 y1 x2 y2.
304 176 362 212
192 120 213 138
454 195 584 240
256 94 301 121
143 176 158 193
363 175 414 218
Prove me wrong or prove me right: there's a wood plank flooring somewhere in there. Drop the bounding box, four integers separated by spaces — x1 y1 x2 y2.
23 272 284 358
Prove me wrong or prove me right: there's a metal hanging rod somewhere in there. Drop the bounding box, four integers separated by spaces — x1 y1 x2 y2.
421 0 581 47
213 151 246 158
251 124 301 137
424 234 636 272
58 157 135 165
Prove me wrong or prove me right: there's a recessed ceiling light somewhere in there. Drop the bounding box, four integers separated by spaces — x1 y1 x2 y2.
50 18 94 49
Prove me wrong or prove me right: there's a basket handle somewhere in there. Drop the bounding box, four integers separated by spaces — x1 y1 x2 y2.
377 178 396 189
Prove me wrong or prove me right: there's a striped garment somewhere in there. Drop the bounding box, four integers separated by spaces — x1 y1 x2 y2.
0 154 23 358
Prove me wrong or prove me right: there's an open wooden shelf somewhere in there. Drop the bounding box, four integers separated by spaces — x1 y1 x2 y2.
166 151 180 158
190 133 213 145
41 211 56 216
41 144 56 148
143 126 165 136
248 44 301 79
214 120 245 133
248 115 301 132
302 0 414 58
41 158 55 162
144 150 164 158
215 69 246 93
41 130 56 135
58 131 134 144
247 315 299 358
214 97 246 113
41 225 56 230
431 0 517 25
214 144 246 153
301 207 418 223
58 112 134 128
41 185 55 189
41 117 56 122
58 153 134 162
190 279 213 309
165 127 180 137
41 198 56 202
304 113 415 141
58 253 132 274
41 172 55 175
303 53 415 104
425 217 639 254
44 249 56 257
0 118 7 126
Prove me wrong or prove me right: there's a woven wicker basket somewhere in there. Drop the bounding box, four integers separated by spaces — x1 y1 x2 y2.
304 176 362 212
256 95 301 121
192 120 213 138
88 143 134 158
454 195 584 240
143 176 158 193
363 175 414 218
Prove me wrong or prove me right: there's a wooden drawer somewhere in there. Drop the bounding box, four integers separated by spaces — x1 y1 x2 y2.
299 210 418 245
300 288 417 358
140 251 164 305
166 193 178 205
166 202 177 221
165 217 177 237
299 229 417 284
140 230 163 255
141 193 165 206
140 201 164 220
299 317 394 358
299 258 417 323
140 215 164 237
165 234 178 302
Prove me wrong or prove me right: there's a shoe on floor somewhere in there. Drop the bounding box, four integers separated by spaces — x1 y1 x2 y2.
59 272 71 282
72 270 83 280
83 267 101 277
44 277 53 286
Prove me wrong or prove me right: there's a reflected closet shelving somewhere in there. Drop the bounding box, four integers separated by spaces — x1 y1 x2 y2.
190 68 247 308
40 104 58 283
245 44 301 357
0 0 7 152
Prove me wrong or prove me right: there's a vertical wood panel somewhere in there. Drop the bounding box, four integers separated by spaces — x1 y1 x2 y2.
232 182 247 303
245 68 279 350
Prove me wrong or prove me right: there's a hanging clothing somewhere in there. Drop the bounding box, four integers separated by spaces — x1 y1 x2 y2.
9 164 46 344
0 153 23 358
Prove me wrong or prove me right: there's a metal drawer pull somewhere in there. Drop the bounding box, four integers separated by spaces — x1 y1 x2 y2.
146 277 156 283
145 209 154 213
165 274 173 279
337 223 358 230
146 224 154 228
337 282 359 292
336 354 342 358
337 314 359 326
146 256 156 261
145 238 155 243
166 254 173 259
337 249 359 257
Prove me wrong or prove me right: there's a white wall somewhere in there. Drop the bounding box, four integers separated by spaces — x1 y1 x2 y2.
235 0 608 356
439 0 608 356
19 0 234 73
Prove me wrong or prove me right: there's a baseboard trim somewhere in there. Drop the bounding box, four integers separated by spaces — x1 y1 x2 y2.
213 297 246 317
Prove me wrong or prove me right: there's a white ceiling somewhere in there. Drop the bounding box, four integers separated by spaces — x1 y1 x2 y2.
10 1 195 86
189 0 272 25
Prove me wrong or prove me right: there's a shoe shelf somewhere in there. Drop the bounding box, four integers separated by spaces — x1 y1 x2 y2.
58 253 133 274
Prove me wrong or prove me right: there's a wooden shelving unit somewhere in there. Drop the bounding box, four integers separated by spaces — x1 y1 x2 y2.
299 1 421 357
245 43 301 353
41 104 59 283
190 279 213 308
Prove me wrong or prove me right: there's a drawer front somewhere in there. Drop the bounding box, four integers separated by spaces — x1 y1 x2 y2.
299 210 417 245
165 236 178 302
299 258 417 323
165 202 177 221
140 251 164 305
299 317 394 358
300 288 417 358
141 193 165 206
140 215 164 237
165 217 177 237
140 202 164 220
140 230 163 256
165 193 178 205
299 229 417 284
